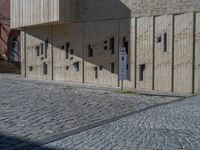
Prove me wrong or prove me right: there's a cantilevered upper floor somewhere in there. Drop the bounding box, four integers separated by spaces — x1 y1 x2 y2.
11 0 200 29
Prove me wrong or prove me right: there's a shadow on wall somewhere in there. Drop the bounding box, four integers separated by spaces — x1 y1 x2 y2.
0 132 75 150
23 0 131 83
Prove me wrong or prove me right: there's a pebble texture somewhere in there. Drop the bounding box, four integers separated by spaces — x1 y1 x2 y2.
0 74 179 149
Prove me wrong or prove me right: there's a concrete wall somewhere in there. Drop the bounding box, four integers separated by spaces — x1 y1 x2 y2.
11 0 60 28
21 11 200 94
12 0 200 28
174 13 193 93
154 15 173 92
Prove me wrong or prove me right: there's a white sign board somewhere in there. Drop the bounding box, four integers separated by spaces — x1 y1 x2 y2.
119 47 127 80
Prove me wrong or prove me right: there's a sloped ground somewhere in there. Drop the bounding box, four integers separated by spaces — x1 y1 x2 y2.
0 74 181 150
41 96 200 150
0 60 20 74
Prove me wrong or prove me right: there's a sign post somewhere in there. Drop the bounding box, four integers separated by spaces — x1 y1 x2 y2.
119 47 127 92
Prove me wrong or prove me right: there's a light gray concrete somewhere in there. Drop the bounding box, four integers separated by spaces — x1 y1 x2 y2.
0 74 179 150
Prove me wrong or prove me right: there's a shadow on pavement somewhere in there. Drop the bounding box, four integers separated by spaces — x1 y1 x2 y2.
0 133 75 150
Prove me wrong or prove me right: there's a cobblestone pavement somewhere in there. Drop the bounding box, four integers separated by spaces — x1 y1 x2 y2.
36 96 200 150
0 74 180 150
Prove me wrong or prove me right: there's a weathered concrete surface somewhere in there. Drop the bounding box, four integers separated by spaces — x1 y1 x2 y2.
36 96 200 150
0 74 179 149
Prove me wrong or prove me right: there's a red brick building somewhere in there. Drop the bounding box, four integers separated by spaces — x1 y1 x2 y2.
0 0 20 62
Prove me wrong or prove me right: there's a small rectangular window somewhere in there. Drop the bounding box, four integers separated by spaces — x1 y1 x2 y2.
111 63 115 74
29 66 33 71
43 62 48 75
41 43 44 55
88 45 93 57
157 36 162 43
66 66 69 70
36 46 40 56
99 66 103 71
110 37 115 54
139 64 145 81
94 66 98 79
164 32 167 52
73 61 79 71
61 45 64 50
66 43 70 59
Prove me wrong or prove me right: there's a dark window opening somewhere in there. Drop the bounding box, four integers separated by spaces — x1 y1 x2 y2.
43 62 48 75
70 49 74 55
61 45 65 50
94 66 98 79
29 66 33 71
126 64 129 70
111 63 115 74
110 37 115 54
66 43 70 59
88 45 93 57
73 61 79 71
157 36 162 43
104 40 108 50
139 64 145 81
123 37 129 54
45 39 48 58
66 66 69 70
164 32 167 52
41 43 44 55
99 66 103 71
36 46 40 56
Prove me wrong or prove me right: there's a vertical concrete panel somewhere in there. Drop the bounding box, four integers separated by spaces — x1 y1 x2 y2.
195 13 200 93
25 26 52 80
119 18 135 89
20 31 25 78
84 20 119 86
174 13 193 93
52 24 83 83
154 15 173 92
136 17 153 90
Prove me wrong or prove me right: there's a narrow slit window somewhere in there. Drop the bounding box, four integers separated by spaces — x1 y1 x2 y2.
45 39 48 58
41 43 44 55
88 45 93 57
36 46 40 56
73 61 79 71
139 64 145 81
43 62 48 75
94 66 98 79
111 63 115 74
66 43 70 59
157 36 162 43
164 32 167 52
123 37 129 54
29 66 33 72
104 40 108 50
110 37 115 54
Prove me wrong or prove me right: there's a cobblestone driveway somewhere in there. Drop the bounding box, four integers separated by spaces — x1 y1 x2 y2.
0 74 181 149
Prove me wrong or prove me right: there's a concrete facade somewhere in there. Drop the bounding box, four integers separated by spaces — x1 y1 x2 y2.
11 0 200 94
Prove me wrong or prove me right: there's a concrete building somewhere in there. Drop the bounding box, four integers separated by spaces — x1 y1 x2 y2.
11 0 200 94
0 0 20 62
